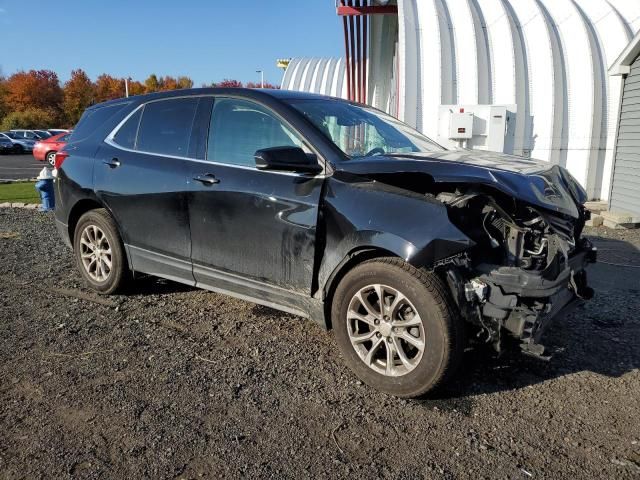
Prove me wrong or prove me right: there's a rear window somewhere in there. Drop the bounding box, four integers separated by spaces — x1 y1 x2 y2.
71 103 129 141
136 98 199 157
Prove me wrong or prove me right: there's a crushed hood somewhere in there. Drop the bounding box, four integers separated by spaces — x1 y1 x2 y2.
333 150 587 219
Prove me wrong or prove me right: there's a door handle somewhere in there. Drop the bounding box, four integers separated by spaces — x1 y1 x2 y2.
193 173 220 185
103 158 121 168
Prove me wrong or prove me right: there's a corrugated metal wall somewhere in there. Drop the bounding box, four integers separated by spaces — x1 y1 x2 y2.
282 0 640 201
610 53 640 216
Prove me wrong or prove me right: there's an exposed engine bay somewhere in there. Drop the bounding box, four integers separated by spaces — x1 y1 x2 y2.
434 186 597 358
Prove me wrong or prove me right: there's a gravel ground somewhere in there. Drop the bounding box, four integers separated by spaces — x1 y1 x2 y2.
0 208 639 479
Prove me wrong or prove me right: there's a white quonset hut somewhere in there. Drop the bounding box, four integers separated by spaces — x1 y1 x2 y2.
282 0 640 201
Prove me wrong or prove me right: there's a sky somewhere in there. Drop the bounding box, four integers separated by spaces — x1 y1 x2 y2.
0 0 343 86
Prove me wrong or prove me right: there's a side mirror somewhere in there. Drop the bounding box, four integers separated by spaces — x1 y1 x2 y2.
255 146 322 174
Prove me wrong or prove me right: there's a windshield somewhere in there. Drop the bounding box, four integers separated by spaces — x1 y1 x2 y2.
288 99 445 159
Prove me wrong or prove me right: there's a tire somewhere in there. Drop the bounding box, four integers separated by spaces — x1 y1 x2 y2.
13 145 23 154
332 257 463 398
45 151 56 166
73 209 128 294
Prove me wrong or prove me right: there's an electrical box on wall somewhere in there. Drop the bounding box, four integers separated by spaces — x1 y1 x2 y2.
437 104 517 154
449 112 474 139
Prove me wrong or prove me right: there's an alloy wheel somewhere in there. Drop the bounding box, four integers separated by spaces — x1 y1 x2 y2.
79 225 112 282
347 284 425 377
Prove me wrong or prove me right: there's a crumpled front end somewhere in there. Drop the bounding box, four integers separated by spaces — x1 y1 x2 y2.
436 187 597 358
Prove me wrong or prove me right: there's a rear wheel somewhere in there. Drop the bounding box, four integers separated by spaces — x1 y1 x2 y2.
46 151 56 166
73 209 128 294
332 257 463 398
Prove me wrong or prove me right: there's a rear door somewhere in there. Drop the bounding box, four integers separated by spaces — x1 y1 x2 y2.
187 96 325 295
95 97 203 284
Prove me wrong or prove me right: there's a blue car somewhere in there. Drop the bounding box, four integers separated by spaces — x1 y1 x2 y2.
0 132 36 153
0 135 14 154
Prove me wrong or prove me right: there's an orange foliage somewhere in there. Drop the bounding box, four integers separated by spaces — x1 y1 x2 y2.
5 70 63 115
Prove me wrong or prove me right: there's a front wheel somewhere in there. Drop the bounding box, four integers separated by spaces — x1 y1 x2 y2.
332 258 463 398
73 209 128 294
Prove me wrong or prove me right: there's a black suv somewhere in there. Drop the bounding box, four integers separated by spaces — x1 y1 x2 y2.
55 89 596 397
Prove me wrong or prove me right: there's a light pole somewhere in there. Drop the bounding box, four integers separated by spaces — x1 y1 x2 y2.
256 70 264 88
124 77 130 98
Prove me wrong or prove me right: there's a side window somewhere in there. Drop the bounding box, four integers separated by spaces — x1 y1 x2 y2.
136 98 199 157
207 98 306 166
112 108 142 149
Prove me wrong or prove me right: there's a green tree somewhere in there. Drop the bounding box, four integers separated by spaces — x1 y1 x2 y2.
63 69 95 126
144 74 160 93
177 76 194 89
0 107 57 130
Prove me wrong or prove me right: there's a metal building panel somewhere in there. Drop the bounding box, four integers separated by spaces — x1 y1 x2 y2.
610 54 640 216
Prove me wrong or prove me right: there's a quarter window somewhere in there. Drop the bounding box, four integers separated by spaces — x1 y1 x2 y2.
207 98 306 166
112 108 142 149
136 98 199 157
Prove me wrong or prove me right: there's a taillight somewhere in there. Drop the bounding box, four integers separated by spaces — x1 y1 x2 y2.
54 150 69 169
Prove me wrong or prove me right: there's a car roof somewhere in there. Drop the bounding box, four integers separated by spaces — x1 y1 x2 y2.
86 88 341 111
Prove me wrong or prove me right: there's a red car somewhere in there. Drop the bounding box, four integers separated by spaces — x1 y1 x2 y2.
33 132 71 166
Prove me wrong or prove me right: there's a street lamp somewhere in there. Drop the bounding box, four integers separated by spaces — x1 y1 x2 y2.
256 70 264 88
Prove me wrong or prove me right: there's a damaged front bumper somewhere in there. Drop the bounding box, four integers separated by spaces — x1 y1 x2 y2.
467 239 597 358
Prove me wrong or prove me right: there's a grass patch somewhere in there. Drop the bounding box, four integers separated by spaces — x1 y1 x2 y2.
0 182 40 204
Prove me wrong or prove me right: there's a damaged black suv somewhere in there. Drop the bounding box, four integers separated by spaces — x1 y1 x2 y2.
55 89 596 398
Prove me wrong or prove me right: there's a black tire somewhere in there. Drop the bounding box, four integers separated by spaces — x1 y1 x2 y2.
13 145 24 154
45 151 56 166
73 208 128 295
332 257 463 398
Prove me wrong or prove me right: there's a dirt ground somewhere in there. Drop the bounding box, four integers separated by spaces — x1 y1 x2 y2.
0 208 639 479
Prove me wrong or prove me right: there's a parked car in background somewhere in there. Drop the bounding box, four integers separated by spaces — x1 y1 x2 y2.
0 132 36 153
54 88 596 397
48 129 71 136
10 129 52 140
33 132 71 165
0 135 14 154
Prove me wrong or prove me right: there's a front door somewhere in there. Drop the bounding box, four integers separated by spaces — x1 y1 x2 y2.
187 97 324 296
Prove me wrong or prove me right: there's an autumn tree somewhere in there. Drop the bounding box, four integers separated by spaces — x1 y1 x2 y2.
0 77 7 124
4 70 63 121
212 79 243 88
63 69 95 126
246 81 280 89
94 74 125 103
160 76 179 90
127 80 146 96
